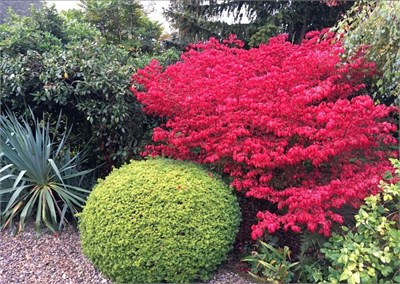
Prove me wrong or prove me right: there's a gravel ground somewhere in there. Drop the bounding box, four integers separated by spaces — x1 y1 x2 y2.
0 224 256 284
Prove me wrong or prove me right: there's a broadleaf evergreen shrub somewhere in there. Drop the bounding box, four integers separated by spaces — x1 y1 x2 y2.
79 158 241 283
0 6 181 174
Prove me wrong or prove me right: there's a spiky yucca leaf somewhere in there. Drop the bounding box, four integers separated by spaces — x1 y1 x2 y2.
0 110 93 233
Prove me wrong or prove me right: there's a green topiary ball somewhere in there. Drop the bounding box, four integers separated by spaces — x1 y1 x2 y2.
79 158 241 283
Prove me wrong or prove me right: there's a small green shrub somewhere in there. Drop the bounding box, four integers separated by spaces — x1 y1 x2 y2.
317 158 400 284
79 158 241 283
295 232 329 283
243 240 299 284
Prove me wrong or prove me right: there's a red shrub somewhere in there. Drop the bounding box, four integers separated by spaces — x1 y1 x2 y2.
131 31 398 239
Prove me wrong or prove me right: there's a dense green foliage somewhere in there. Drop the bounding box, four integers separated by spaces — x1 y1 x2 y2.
79 158 241 283
0 6 180 174
335 0 400 105
295 232 330 283
316 158 400 284
79 0 163 53
165 0 352 45
0 7 67 54
0 110 92 233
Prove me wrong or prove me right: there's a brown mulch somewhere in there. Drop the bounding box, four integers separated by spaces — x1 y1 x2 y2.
0 224 256 284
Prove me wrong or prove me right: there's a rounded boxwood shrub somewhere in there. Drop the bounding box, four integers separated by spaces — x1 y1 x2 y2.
79 158 241 283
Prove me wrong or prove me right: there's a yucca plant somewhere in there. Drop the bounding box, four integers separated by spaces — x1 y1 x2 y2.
0 110 93 233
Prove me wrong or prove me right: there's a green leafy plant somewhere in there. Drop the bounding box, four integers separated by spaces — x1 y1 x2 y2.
79 0 163 53
335 0 400 105
79 158 241 283
0 110 93 233
243 240 299 284
295 232 328 283
316 158 400 284
0 6 181 173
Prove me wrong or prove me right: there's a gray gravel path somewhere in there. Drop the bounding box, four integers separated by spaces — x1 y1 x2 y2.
0 225 256 284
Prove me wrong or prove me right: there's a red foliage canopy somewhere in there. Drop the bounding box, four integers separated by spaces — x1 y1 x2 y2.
131 31 398 239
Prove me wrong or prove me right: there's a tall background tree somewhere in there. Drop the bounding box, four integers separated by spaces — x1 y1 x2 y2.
79 0 163 53
164 0 353 46
0 0 42 24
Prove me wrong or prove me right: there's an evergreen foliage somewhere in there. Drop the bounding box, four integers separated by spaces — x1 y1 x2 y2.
79 158 241 283
164 0 353 45
0 6 181 174
79 0 163 53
